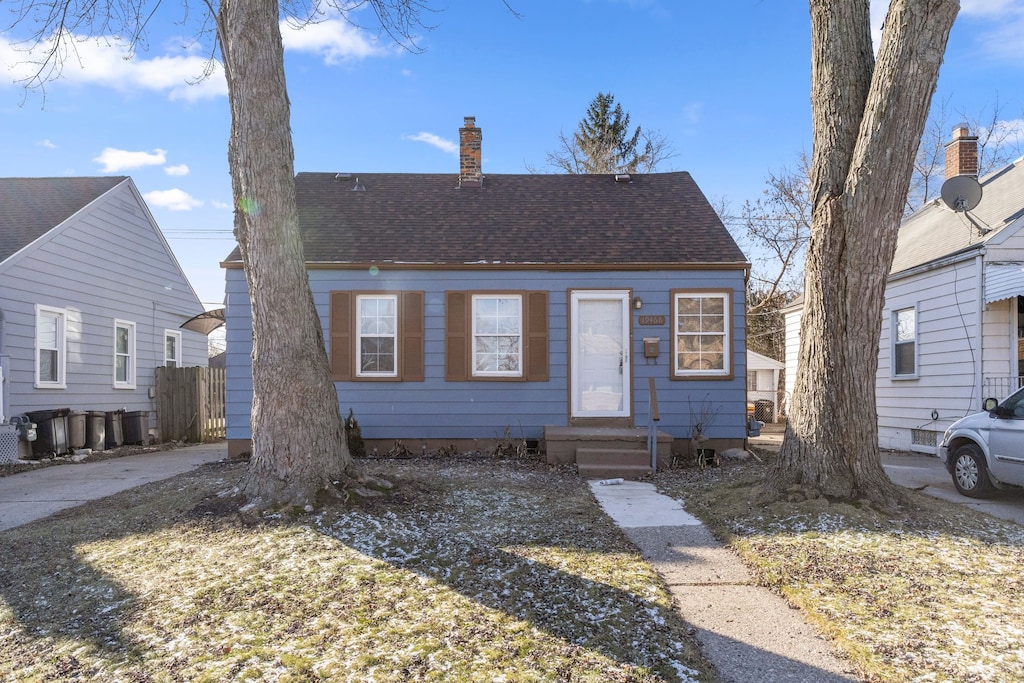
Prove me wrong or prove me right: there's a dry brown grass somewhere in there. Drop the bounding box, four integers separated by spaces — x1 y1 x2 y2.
655 454 1024 683
0 457 713 682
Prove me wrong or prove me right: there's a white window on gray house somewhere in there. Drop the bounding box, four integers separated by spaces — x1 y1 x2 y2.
357 295 397 377
165 330 182 368
472 294 522 377
672 291 731 377
114 320 137 389
893 306 917 377
747 370 757 391
35 304 67 388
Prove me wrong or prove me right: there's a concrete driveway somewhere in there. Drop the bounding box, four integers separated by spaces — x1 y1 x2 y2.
882 451 1024 525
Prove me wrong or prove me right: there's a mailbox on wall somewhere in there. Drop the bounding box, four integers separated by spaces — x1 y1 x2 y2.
643 337 660 358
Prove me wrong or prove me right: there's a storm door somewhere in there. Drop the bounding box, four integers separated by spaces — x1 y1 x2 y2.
570 290 631 419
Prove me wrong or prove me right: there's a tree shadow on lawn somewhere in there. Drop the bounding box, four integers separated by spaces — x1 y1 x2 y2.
0 458 868 680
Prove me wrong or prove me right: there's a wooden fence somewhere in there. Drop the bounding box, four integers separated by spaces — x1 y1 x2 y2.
155 366 226 443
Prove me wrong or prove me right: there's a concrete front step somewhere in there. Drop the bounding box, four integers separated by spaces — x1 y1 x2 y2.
576 447 654 480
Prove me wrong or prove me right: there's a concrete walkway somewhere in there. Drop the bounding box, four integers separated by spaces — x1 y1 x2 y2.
590 480 860 682
0 442 227 531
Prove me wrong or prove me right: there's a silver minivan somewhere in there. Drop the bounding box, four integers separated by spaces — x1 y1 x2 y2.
939 386 1024 497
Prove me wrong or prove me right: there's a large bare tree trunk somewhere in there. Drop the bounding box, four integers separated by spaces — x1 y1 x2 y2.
218 0 353 509
768 0 959 506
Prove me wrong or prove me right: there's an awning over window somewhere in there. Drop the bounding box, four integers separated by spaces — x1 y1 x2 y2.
985 264 1024 304
180 308 225 335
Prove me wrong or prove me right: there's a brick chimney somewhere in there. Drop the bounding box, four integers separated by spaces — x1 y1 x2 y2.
945 125 979 179
459 116 482 187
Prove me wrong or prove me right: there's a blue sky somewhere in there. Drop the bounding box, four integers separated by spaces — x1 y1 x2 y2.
2 0 1022 309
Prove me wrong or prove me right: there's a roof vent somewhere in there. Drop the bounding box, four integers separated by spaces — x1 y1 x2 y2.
614 174 631 183
352 177 366 191
335 173 352 180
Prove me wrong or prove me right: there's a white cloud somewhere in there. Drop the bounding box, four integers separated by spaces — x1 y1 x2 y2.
37 139 56 149
211 200 233 210
680 102 703 126
143 188 203 211
980 117 1024 148
406 132 458 155
93 147 166 173
165 164 190 176
872 0 1024 62
280 16 391 64
0 30 227 101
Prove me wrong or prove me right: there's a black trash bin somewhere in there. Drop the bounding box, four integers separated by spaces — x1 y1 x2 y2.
123 410 150 445
26 409 70 458
105 410 124 449
67 410 87 450
85 411 106 452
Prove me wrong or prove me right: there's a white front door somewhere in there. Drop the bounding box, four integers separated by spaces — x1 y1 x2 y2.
570 290 631 419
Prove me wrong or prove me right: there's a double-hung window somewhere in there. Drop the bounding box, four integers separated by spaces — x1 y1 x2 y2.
893 306 917 378
357 295 398 377
165 330 182 368
672 290 732 378
35 305 67 388
472 295 523 377
114 320 137 389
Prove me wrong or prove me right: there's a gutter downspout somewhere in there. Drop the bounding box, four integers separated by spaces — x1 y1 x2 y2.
975 250 985 410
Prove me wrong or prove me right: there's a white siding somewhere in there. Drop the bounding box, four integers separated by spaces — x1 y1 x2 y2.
0 180 208 419
877 256 982 452
783 307 802 408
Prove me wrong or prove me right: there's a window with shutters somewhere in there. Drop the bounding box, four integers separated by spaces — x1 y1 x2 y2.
446 290 548 382
329 290 424 382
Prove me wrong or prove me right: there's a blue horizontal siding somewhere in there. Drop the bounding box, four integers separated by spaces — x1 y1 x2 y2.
225 267 748 442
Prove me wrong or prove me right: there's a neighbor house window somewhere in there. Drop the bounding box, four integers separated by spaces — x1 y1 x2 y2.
114 320 137 389
328 290 425 382
672 290 732 378
357 295 398 377
893 306 917 377
165 330 182 368
35 305 67 388
472 295 523 377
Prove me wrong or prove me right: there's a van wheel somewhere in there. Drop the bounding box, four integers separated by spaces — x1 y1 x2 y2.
951 443 994 498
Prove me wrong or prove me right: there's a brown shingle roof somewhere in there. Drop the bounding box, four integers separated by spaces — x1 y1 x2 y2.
0 176 127 264
224 172 746 267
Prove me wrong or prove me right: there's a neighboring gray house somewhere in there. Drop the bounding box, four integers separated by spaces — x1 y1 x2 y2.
0 176 208 434
223 118 752 473
785 127 1024 454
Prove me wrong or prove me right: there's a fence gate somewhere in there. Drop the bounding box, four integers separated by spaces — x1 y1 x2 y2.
156 366 226 443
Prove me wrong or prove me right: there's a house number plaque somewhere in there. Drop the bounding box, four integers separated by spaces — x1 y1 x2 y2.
637 315 665 326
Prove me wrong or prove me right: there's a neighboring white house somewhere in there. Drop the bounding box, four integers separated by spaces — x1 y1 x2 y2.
747 350 784 422
0 176 209 434
785 127 1024 454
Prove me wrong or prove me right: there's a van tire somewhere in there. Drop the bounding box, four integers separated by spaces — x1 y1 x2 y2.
951 443 994 498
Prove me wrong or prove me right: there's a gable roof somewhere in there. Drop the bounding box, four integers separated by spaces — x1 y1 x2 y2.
891 158 1024 275
0 176 127 264
224 172 747 268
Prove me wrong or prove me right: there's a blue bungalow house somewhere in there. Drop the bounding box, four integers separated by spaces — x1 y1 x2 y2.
222 118 750 476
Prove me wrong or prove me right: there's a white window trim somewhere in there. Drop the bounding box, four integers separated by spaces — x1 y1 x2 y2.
114 319 137 389
472 294 523 378
35 304 67 389
891 305 919 380
673 291 732 377
356 294 399 378
164 329 182 368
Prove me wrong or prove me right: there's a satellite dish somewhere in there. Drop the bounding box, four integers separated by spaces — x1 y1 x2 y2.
940 175 983 212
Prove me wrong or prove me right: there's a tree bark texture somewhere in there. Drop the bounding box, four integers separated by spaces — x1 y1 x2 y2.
218 0 351 508
769 0 959 504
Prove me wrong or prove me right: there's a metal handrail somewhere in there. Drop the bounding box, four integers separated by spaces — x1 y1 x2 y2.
648 377 659 470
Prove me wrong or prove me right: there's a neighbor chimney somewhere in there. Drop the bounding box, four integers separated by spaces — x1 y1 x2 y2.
945 125 979 180
459 116 482 187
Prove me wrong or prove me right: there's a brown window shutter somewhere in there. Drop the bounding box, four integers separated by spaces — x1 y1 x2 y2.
524 291 549 381
445 291 469 381
401 291 425 381
329 291 352 381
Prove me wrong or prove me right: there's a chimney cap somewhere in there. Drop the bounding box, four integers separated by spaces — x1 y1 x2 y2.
462 116 477 128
